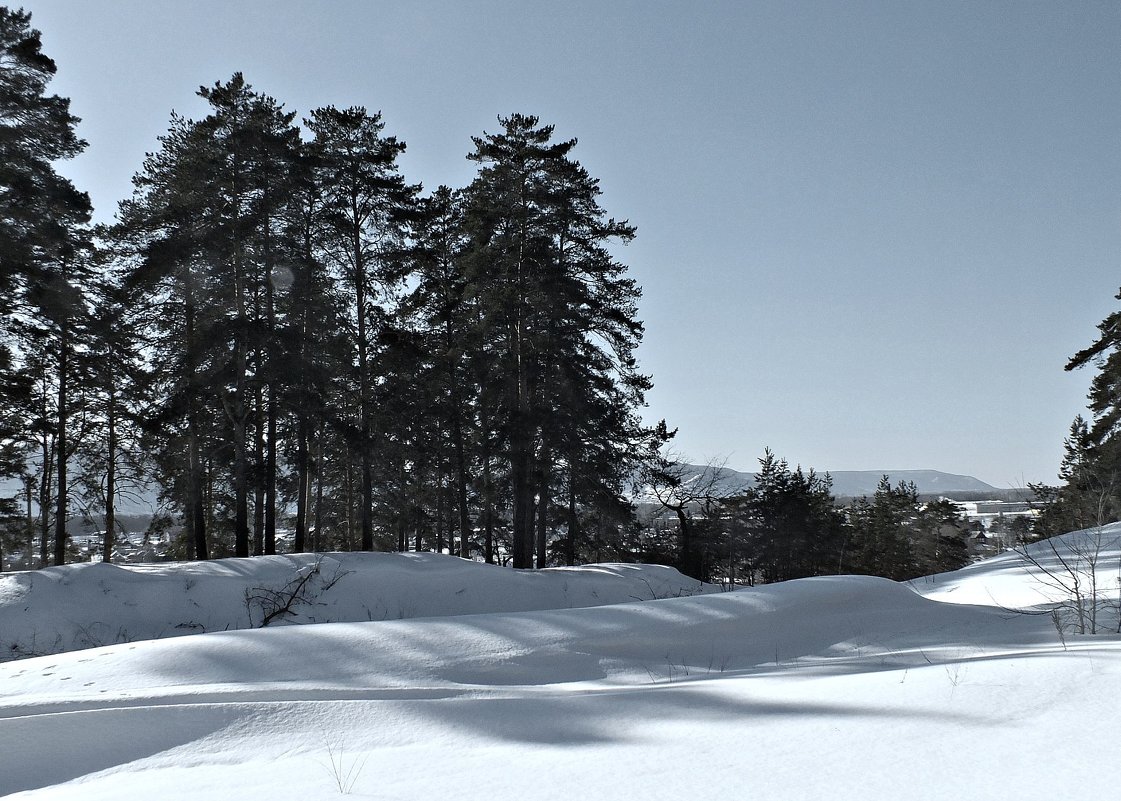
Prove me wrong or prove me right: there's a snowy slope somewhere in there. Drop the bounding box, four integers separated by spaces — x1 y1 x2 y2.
912 522 1121 612
0 553 709 660
2 536 1120 799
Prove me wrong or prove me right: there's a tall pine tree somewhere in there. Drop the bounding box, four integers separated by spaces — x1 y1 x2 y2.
0 8 92 565
464 114 652 569
306 105 412 551
116 75 303 559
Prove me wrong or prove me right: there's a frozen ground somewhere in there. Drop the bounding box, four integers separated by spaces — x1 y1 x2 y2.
2 526 1120 799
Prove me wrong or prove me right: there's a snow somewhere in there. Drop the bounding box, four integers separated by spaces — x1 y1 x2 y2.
2 530 1120 799
0 553 710 659
912 521 1121 612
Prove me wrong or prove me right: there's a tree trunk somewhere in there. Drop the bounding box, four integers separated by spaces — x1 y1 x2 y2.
353 205 374 552
535 458 549 569
483 453 495 564
253 384 265 556
263 181 278 556
233 395 250 557
53 317 69 567
230 262 249 558
453 418 471 559
265 385 277 554
103 385 117 563
478 398 496 564
566 463 578 566
510 169 535 569
294 413 309 553
185 269 208 560
312 432 324 552
435 468 446 555
361 455 373 550
445 311 472 559
511 445 531 568
232 154 250 559
38 418 53 567
24 475 34 569
344 454 354 549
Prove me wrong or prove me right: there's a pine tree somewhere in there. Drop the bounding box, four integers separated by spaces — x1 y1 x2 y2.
0 7 91 565
1041 291 1121 535
913 498 970 574
846 477 920 580
723 450 844 585
116 110 213 559
116 75 303 559
274 141 345 553
0 7 90 316
30 241 94 566
306 106 412 551
464 114 651 568
76 247 150 563
844 480 968 580
193 75 302 557
1067 289 1121 452
403 186 476 558
1032 415 1120 536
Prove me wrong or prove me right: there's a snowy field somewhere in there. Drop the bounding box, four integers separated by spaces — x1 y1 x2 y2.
2 527 1121 799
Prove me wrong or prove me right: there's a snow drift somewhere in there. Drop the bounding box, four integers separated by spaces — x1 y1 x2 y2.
2 527 1120 799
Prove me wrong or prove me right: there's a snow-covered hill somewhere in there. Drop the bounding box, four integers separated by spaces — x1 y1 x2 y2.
0 554 710 660
2 529 1120 799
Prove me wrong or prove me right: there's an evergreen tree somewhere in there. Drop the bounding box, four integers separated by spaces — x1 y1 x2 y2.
845 477 920 580
1 48 669 570
722 450 844 585
1032 415 1120 537
0 6 90 322
116 110 214 560
274 142 345 554
403 187 476 558
29 241 94 566
844 478 969 580
1068 289 1121 450
913 498 970 574
306 105 412 552
193 75 302 558
0 7 91 564
1053 287 1121 532
116 75 303 559
75 247 150 563
464 114 651 569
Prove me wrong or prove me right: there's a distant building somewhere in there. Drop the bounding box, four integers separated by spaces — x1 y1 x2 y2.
947 498 1037 553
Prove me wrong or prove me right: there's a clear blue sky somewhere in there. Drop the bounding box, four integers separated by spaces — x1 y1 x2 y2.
23 0 1121 487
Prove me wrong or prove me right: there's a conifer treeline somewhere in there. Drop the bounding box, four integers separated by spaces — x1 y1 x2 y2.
0 11 661 570
114 76 657 568
645 451 972 585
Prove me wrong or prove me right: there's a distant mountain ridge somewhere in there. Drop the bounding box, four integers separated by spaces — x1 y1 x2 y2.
671 464 1000 499
831 469 999 496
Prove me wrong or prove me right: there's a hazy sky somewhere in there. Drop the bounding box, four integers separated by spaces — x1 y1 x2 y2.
22 0 1121 486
